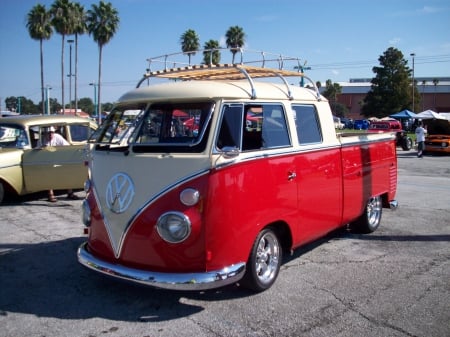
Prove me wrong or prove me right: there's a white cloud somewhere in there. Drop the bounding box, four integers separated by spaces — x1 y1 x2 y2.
389 37 401 45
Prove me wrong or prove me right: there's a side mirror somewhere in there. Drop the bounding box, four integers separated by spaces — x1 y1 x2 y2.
220 146 239 159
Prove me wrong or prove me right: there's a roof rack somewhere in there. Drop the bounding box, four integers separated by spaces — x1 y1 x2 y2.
136 48 321 100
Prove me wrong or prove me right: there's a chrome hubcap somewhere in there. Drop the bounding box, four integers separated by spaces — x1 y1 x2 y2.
255 232 280 284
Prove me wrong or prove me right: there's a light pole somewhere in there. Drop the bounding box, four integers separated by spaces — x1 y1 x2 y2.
89 82 98 124
68 39 74 113
410 53 415 112
45 86 52 115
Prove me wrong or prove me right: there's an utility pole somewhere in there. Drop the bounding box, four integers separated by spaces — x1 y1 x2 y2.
410 53 415 112
68 39 74 113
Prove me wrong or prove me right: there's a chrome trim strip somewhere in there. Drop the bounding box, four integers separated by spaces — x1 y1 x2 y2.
77 242 246 291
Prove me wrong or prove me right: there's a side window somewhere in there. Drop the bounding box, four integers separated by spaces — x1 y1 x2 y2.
292 104 322 144
217 103 291 152
70 124 90 142
243 104 290 151
216 104 243 150
260 105 290 148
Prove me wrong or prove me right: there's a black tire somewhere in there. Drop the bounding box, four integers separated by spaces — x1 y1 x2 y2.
401 136 413 151
351 196 383 234
241 228 282 292
0 181 4 204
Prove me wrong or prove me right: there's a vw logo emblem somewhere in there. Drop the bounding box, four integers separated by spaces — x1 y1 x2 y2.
106 173 135 213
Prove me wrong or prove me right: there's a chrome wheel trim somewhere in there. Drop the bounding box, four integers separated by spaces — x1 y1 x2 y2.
367 196 382 228
255 231 281 285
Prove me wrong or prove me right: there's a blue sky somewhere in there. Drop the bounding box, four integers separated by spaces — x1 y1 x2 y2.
1 0 449 108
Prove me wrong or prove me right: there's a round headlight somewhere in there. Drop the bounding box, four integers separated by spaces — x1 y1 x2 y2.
180 188 200 206
156 212 191 243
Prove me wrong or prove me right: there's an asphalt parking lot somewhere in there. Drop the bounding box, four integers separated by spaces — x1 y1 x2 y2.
0 151 449 337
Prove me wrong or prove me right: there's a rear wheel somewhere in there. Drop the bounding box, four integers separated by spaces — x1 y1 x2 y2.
351 196 383 234
402 136 413 151
241 228 282 292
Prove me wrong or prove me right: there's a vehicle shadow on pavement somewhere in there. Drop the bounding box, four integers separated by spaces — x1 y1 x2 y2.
0 236 251 323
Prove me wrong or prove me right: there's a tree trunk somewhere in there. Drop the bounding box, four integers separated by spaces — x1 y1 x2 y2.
97 44 102 125
75 34 79 113
61 35 65 114
40 39 45 115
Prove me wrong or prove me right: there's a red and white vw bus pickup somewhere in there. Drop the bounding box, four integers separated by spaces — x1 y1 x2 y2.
78 50 398 292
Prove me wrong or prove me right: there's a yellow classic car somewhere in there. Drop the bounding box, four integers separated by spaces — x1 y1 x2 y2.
0 115 97 203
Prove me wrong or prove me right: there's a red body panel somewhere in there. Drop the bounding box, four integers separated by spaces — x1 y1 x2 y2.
86 141 396 275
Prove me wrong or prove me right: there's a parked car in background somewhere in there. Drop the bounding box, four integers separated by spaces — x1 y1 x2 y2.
368 119 413 150
0 115 97 203
424 119 450 155
340 118 354 129
333 115 344 129
353 119 370 130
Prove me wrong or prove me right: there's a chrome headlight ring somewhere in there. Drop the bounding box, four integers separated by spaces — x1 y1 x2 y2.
156 211 191 243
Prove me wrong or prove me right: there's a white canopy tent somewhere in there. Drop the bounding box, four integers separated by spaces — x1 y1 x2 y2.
416 110 447 120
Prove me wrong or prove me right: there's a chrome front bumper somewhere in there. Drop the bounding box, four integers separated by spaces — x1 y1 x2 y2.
77 242 246 291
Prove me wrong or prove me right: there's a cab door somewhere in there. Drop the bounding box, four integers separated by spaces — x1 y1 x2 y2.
21 123 87 193
292 104 343 244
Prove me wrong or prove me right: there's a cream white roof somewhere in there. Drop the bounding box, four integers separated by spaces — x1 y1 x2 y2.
117 79 324 104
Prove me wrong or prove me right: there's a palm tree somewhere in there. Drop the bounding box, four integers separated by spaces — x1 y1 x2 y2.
203 40 220 65
72 2 86 113
225 26 245 64
180 29 200 65
26 4 53 115
51 0 76 114
86 1 119 123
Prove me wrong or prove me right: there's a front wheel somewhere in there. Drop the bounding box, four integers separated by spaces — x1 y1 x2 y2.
241 228 282 292
0 181 5 204
351 196 383 234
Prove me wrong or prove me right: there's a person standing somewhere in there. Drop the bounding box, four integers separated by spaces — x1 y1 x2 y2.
41 126 79 202
415 121 427 158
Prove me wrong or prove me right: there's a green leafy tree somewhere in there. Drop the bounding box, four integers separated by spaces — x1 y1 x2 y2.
51 0 76 113
26 4 53 115
86 1 119 121
49 97 61 114
322 79 348 116
180 29 200 65
203 39 221 65
72 2 87 113
361 47 420 117
225 26 245 64
102 102 113 113
6 96 39 114
77 97 94 115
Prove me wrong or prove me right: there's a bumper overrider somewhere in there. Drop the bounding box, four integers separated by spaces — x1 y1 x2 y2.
77 242 246 291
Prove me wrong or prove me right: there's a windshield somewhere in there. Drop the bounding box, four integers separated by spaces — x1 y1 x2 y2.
91 104 145 145
133 102 213 146
0 124 29 148
92 101 214 153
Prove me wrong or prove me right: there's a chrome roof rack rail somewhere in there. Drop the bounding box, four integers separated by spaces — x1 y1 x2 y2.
136 48 321 100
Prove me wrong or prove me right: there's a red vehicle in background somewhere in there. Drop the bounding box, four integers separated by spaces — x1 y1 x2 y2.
368 120 413 151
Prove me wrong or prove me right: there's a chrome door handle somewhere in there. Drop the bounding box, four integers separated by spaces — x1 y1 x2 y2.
288 171 297 181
